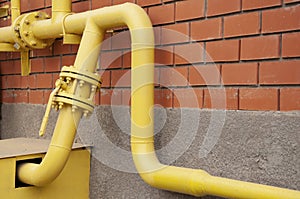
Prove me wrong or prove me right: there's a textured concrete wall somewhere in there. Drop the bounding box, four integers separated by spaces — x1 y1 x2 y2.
1 104 299 198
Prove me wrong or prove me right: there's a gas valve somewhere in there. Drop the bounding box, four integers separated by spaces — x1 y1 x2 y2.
39 65 102 136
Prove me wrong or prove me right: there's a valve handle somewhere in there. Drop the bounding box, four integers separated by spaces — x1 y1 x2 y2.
39 80 63 136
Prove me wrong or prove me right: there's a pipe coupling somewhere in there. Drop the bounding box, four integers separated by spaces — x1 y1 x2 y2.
12 12 53 50
52 66 102 117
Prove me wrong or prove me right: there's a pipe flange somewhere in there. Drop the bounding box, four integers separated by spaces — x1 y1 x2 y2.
18 12 54 49
53 92 95 116
60 66 102 88
11 14 29 50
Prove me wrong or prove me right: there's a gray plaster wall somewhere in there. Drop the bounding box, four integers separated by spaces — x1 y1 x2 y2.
0 103 299 199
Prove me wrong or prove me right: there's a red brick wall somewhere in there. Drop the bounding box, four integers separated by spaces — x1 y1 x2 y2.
0 0 299 111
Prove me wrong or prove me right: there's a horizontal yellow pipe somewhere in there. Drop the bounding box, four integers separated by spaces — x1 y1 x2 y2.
0 26 14 43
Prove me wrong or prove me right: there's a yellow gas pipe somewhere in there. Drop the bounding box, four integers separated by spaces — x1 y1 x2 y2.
11 0 20 22
0 1 299 198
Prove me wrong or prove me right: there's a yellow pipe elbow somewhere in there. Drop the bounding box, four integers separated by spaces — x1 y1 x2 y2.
17 106 81 186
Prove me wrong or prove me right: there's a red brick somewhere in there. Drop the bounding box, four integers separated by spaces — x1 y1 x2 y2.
6 75 21 88
122 89 131 106
99 70 111 88
189 64 221 86
207 0 240 16
71 45 80 53
113 0 135 4
44 57 61 72
160 67 188 87
36 74 53 88
13 60 21 74
0 53 7 61
43 90 52 104
1 90 14 103
242 0 281 10
14 90 29 103
206 40 240 62
204 88 238 110
111 31 131 50
259 60 300 85
175 0 205 21
53 39 72 55
154 27 161 45
100 89 122 105
174 43 204 64
137 0 161 7
262 5 300 33
239 88 278 111
284 0 300 3
32 48 53 57
20 76 29 88
155 46 174 66
62 55 76 66
122 51 131 68
29 75 37 89
29 90 44 104
280 88 300 111
31 58 44 73
173 88 203 108
1 76 7 89
222 63 258 85
241 35 279 60
100 51 122 69
149 4 174 25
282 32 300 57
191 18 222 41
101 34 112 51
29 0 44 10
21 0 29 12
161 23 189 44
72 1 90 13
9 52 21 60
154 68 160 86
92 0 111 9
0 61 17 74
52 73 60 83
45 0 51 7
100 89 111 105
224 12 260 38
154 88 173 107
111 70 130 87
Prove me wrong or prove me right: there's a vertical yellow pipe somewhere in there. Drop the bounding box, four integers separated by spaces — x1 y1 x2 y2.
52 0 72 22
11 0 20 22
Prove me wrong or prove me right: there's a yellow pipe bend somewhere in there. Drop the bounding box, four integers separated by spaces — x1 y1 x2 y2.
0 2 299 198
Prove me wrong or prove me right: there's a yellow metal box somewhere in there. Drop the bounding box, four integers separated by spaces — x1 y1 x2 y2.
0 138 90 199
